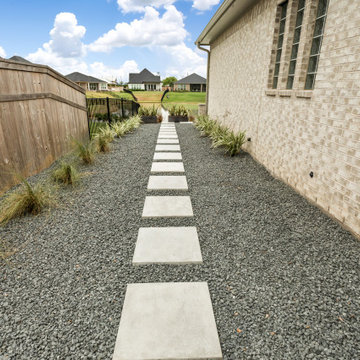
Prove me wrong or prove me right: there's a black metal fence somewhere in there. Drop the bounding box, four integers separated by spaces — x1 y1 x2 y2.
87 97 140 138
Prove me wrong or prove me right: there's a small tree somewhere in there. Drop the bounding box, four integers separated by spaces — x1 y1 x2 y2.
162 76 177 89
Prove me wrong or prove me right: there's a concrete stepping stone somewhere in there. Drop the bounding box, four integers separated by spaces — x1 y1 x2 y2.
147 175 188 190
153 152 182 160
158 135 178 139
157 139 179 144
155 145 181 152
159 131 177 134
112 282 222 360
132 227 202 265
142 196 193 217
151 162 184 173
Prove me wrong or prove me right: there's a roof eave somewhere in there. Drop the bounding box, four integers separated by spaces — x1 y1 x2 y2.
195 0 259 46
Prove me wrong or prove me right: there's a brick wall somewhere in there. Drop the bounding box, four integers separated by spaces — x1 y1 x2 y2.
208 0 360 237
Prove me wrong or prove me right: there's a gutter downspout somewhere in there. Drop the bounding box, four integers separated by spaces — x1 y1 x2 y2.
196 43 210 115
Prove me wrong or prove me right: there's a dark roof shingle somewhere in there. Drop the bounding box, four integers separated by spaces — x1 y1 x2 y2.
129 68 161 84
65 72 107 83
175 73 206 85
8 56 32 64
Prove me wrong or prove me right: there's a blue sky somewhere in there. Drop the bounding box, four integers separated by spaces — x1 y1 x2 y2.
0 0 220 82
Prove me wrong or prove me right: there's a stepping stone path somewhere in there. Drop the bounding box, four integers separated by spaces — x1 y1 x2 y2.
112 123 223 359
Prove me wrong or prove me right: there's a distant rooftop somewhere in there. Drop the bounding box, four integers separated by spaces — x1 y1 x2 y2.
65 72 107 83
175 73 206 85
129 68 161 84
8 56 32 64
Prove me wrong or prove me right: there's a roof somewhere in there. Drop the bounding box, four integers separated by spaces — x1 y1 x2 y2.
196 0 258 45
8 56 32 64
129 68 161 84
65 72 107 83
175 73 206 85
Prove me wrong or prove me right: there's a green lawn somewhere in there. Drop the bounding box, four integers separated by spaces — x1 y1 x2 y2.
86 90 205 115
162 92 206 104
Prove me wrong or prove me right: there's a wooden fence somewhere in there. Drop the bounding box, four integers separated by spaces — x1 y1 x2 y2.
0 59 88 194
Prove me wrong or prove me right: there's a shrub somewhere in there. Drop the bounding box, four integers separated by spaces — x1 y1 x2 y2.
138 105 158 117
95 132 110 152
195 116 246 156
212 129 247 156
73 139 96 164
111 122 128 137
194 116 217 137
0 179 55 224
168 105 189 117
99 124 115 143
52 162 80 186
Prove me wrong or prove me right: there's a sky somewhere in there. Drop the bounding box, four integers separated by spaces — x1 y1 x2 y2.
0 0 221 82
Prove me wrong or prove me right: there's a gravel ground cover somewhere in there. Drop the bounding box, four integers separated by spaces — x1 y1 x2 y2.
1 123 359 359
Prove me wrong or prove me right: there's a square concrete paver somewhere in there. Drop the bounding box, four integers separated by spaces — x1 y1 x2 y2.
155 145 181 152
112 282 222 360
158 135 178 139
157 139 179 144
147 175 188 190
142 196 193 217
133 227 202 264
153 152 182 160
151 162 184 173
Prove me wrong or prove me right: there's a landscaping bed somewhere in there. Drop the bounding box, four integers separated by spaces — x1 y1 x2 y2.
1 124 359 359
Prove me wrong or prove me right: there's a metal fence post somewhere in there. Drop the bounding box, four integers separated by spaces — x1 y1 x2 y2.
106 97 111 124
121 99 124 119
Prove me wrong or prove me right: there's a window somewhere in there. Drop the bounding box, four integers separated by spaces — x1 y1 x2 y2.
287 0 306 89
89 83 97 91
273 1 288 89
305 0 328 89
268 0 329 93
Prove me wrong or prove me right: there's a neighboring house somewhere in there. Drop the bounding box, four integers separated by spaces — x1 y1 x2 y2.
107 82 124 92
174 73 207 92
196 0 360 237
128 68 161 91
65 72 108 91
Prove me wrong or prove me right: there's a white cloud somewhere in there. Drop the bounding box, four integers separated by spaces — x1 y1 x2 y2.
49 12 86 57
0 46 6 58
89 4 206 79
88 5 186 52
89 60 139 82
164 44 207 78
117 0 176 13
192 0 220 11
27 12 87 74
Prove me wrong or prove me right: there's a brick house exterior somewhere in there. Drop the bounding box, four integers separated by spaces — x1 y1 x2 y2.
196 0 360 237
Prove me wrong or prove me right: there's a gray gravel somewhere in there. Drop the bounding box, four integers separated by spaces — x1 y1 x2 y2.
1 123 359 359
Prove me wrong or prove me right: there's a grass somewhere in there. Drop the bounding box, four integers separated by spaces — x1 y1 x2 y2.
0 178 55 225
138 105 159 116
94 132 110 153
86 91 133 100
167 104 189 117
98 124 116 143
73 139 96 164
162 92 206 104
52 162 80 186
194 115 246 156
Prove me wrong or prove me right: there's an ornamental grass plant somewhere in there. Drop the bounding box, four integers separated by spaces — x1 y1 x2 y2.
73 139 96 164
52 162 80 186
138 105 159 117
0 178 55 225
194 115 246 156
